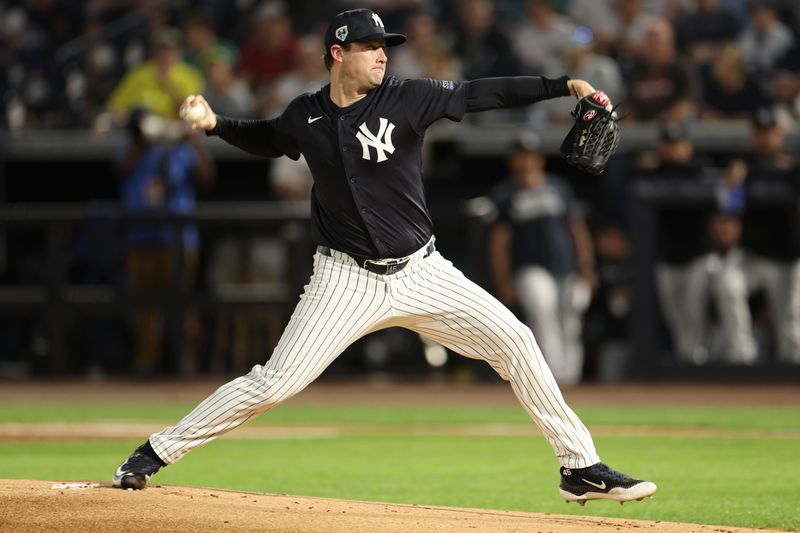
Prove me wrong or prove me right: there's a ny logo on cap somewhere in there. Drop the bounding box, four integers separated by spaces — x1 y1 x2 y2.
356 117 395 162
335 25 348 41
371 13 384 28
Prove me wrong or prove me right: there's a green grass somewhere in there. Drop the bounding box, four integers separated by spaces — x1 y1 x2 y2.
0 403 798 530
1 403 799 432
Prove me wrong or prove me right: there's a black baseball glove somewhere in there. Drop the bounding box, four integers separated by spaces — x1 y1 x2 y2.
560 91 620 175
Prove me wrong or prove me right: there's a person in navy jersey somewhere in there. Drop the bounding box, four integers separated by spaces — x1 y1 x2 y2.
488 132 596 386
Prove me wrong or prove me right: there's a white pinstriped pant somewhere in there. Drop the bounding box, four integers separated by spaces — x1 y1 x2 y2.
150 240 600 469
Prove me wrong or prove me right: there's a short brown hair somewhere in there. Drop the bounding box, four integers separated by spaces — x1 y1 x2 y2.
324 43 351 70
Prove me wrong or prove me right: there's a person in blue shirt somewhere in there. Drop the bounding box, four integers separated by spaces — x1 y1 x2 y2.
115 106 214 374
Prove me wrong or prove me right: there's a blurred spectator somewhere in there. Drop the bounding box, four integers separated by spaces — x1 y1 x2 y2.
562 33 625 103
105 28 204 122
115 107 215 374
118 8 173 72
337 0 425 29
644 123 756 364
263 35 328 118
705 159 754 364
180 8 238 71
200 44 257 117
567 0 660 60
565 0 617 52
68 24 120 127
1 5 58 130
771 40 800 126
738 0 794 76
608 0 663 61
699 43 768 119
454 0 522 79
389 10 462 80
511 0 577 77
718 0 751 21
674 0 743 64
238 1 298 90
24 0 82 49
624 18 696 121
737 107 800 363
487 133 596 386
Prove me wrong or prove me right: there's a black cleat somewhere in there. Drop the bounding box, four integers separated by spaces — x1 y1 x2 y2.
559 462 656 504
112 442 164 490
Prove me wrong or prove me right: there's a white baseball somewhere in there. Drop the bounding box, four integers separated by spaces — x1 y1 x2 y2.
181 103 205 123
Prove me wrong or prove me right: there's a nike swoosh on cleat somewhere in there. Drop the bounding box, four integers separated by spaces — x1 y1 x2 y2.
307 116 323 124
582 478 606 490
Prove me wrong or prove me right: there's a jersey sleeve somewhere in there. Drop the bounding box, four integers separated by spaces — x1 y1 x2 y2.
209 99 302 160
399 78 468 132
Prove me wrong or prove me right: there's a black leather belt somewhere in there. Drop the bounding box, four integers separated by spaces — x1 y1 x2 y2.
318 241 435 275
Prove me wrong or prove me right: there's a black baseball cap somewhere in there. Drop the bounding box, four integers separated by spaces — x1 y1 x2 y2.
324 9 406 53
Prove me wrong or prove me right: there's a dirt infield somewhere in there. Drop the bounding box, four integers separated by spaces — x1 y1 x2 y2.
0 479 786 533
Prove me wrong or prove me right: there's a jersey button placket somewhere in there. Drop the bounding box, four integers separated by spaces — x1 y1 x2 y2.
339 112 380 255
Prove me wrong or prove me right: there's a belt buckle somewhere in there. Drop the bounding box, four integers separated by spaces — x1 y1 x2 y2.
364 257 408 275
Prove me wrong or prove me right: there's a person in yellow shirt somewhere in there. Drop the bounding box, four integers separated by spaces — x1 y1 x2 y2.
107 28 204 121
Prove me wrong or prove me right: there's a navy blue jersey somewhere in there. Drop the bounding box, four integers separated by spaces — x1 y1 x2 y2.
215 76 467 259
495 176 580 276
211 74 570 259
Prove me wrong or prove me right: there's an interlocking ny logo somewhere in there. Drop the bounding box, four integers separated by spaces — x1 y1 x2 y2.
356 118 395 162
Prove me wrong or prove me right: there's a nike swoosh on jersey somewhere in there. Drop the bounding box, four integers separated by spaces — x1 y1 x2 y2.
307 116 323 124
581 478 606 490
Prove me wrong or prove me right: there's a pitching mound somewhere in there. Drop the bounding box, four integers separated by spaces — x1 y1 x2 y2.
0 479 779 533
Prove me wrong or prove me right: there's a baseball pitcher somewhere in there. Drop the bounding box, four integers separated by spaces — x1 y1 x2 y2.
113 8 655 505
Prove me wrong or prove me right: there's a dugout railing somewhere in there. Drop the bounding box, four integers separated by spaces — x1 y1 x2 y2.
0 202 312 376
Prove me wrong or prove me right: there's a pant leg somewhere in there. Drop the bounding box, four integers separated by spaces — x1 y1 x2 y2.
392 252 599 469
656 262 707 362
783 260 800 363
712 248 757 363
655 263 685 357
557 274 590 386
514 266 569 384
150 252 392 463
763 258 800 362
682 255 713 359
